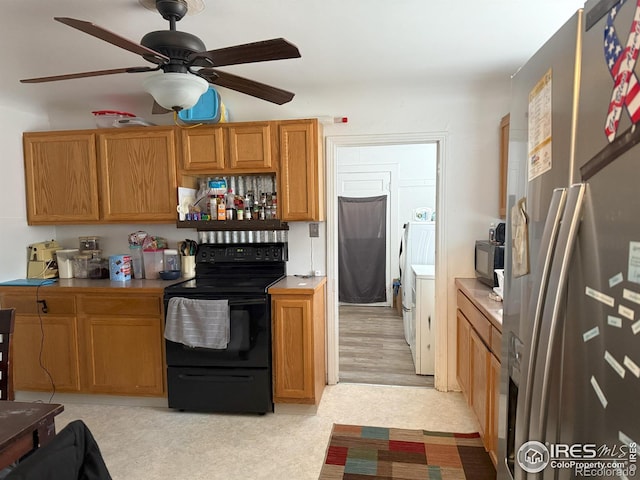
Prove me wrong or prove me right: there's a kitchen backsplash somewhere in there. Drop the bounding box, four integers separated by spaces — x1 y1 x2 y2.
53 221 326 277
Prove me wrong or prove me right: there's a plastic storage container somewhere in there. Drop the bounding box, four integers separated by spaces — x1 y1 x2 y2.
88 257 109 279
163 249 180 272
56 249 79 279
91 110 135 128
79 236 100 251
143 250 165 279
129 245 145 279
73 254 91 278
177 87 228 124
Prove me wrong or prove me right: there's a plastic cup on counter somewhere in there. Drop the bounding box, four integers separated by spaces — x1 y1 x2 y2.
129 245 145 279
164 249 180 272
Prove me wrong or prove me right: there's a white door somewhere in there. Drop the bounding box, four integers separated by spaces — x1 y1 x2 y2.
337 169 392 306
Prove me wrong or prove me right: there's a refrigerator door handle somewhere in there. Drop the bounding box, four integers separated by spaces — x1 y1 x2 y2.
515 188 567 455
536 184 586 443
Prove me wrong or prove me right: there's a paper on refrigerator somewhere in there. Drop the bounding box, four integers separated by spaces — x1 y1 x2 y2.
511 197 530 277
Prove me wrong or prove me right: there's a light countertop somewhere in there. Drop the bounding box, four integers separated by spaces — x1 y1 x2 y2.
0 277 191 294
455 277 503 329
268 275 326 295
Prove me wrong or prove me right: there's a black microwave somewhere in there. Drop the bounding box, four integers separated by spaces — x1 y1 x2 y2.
475 240 504 287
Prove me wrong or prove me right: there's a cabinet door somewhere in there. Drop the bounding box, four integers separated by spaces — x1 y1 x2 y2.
81 316 164 395
456 311 471 402
180 126 226 172
488 352 501 465
97 128 177 222
470 328 489 439
13 315 81 392
278 120 324 221
271 295 314 402
23 131 100 224
227 123 274 171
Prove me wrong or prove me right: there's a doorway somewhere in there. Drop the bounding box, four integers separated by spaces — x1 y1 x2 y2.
325 132 448 388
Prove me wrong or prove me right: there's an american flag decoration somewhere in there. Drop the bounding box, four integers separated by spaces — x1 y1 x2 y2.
604 0 640 142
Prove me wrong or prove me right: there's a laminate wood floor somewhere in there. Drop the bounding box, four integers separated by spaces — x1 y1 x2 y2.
339 305 434 388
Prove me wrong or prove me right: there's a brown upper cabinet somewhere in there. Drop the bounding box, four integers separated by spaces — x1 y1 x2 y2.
278 119 324 221
23 127 178 225
23 131 101 224
23 119 324 224
97 128 178 223
180 122 275 173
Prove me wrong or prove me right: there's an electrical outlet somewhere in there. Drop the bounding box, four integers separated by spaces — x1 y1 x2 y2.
314 270 322 277
309 223 319 237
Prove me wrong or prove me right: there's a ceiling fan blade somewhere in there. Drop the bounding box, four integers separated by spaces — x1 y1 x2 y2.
54 17 169 65
20 66 157 83
199 69 295 105
190 38 301 67
152 100 173 115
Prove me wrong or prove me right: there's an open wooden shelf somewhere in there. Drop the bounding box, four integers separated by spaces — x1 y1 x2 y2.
176 219 289 231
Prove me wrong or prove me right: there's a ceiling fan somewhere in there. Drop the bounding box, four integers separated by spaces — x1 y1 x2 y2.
20 0 301 111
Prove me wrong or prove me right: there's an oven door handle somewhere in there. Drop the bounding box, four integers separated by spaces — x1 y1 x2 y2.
228 298 267 306
177 373 255 383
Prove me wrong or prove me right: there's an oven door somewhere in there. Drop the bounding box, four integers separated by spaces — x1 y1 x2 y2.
164 296 270 368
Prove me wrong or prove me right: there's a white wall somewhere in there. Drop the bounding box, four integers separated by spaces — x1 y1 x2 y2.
0 103 55 282
0 78 508 389
310 80 510 388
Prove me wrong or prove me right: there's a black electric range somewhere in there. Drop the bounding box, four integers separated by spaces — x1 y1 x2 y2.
163 243 287 414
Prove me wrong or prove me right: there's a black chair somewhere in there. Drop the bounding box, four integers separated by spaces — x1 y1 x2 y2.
5 420 112 480
0 308 15 401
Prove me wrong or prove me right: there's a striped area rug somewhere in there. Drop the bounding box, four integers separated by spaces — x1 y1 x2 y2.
319 424 496 479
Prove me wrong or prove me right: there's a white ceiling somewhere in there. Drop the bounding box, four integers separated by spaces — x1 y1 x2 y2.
0 0 584 118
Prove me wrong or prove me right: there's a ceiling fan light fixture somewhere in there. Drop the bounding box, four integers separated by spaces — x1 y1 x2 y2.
138 0 205 16
143 72 208 111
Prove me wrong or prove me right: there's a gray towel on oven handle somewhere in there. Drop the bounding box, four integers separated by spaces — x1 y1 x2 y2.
164 297 230 349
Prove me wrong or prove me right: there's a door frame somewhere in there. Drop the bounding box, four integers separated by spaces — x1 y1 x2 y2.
325 132 448 389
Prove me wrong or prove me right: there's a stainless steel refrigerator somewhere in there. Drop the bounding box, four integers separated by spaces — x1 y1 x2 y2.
499 1 640 478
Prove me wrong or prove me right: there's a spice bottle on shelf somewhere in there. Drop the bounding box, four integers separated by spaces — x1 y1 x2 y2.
225 188 236 220
271 192 278 219
244 191 253 220
208 195 217 220
217 195 226 220
237 198 245 220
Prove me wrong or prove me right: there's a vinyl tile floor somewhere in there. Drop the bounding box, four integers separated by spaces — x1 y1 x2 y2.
19 384 479 480
339 305 434 387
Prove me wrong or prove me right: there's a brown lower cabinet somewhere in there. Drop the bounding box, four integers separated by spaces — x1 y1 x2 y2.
0 288 165 397
270 277 326 405
456 285 501 466
78 294 164 395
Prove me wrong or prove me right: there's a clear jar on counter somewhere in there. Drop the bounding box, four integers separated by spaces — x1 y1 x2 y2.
88 257 109 279
79 236 100 251
72 254 91 278
163 249 180 272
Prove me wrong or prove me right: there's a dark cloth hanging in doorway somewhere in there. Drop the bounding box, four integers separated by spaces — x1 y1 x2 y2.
338 195 387 303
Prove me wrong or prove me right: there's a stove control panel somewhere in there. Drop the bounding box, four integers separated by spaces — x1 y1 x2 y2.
197 243 287 263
